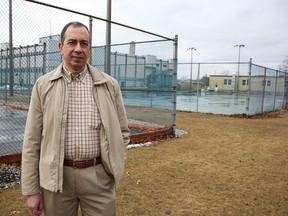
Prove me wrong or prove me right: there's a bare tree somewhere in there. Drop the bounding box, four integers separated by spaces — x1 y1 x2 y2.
279 56 288 72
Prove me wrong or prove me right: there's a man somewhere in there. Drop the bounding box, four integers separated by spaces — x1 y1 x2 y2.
21 21 130 216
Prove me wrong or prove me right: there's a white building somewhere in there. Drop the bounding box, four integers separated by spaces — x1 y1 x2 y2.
0 36 173 89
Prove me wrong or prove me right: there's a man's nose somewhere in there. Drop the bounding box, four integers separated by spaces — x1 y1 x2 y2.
74 42 82 52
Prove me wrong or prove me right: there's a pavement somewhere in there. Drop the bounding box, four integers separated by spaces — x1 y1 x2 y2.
0 106 27 155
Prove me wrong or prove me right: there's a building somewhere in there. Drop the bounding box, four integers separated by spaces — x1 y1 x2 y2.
209 75 249 92
0 42 46 90
0 36 173 90
209 74 286 94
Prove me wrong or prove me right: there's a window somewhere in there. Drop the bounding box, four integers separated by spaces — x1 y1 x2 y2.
224 79 231 85
267 80 271 86
242 80 249 86
262 80 272 86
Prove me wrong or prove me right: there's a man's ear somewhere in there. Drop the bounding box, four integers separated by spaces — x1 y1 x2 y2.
58 42 63 54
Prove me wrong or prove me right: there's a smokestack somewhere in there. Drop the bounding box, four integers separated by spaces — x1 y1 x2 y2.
129 41 135 55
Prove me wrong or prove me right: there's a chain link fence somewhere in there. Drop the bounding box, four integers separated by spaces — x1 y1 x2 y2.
247 63 287 116
1 0 287 159
0 0 177 158
177 61 287 115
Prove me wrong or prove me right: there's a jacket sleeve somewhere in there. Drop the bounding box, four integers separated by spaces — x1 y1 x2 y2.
21 81 43 196
113 81 130 150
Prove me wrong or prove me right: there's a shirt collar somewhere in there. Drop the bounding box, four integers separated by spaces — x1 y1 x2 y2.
62 65 88 83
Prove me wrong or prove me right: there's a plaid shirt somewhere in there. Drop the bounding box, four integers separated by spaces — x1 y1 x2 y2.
62 66 101 160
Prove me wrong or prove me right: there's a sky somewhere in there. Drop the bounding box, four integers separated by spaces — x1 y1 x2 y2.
2 0 288 77
37 0 288 69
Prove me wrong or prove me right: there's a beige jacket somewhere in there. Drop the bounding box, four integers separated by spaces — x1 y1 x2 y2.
21 63 130 195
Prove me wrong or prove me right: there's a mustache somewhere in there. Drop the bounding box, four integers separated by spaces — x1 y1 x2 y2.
72 55 84 58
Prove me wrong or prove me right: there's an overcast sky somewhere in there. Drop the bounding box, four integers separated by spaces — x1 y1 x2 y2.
2 0 286 77
38 0 288 71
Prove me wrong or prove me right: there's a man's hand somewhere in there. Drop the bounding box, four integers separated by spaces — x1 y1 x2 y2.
26 193 43 216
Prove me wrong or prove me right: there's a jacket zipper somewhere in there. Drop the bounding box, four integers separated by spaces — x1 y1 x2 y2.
57 80 66 192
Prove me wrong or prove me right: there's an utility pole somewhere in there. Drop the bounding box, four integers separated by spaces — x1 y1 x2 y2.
187 47 196 91
234 44 245 93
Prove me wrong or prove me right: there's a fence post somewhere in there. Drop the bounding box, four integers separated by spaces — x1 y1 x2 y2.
125 54 127 86
261 68 267 113
5 48 9 103
26 46 31 99
0 49 3 85
89 16 93 65
172 35 178 137
279 71 288 109
105 0 111 75
246 58 252 117
19 46 22 84
134 56 137 87
196 63 201 112
42 42 46 74
33 44 37 84
9 0 14 97
1 51 2 85
273 70 279 111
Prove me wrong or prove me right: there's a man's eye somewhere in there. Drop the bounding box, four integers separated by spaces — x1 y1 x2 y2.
67 41 76 45
81 42 89 47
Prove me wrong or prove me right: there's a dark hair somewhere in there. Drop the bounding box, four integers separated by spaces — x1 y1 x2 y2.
60 21 89 44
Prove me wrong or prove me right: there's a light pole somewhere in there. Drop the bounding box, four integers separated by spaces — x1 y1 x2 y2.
187 47 196 91
234 44 245 93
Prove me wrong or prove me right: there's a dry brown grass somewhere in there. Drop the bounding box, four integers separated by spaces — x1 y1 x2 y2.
1 110 288 215
117 110 288 215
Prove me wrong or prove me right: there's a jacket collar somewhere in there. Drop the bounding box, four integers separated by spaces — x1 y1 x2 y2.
49 63 64 81
87 64 108 85
49 62 108 85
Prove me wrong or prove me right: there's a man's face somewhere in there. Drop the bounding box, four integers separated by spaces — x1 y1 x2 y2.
58 25 90 74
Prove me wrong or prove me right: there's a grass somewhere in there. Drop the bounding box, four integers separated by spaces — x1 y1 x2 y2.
1 110 288 215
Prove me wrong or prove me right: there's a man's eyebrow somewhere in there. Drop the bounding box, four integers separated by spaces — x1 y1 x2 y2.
66 39 89 43
67 38 89 42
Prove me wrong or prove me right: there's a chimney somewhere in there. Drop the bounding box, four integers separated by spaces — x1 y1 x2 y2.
129 41 136 55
